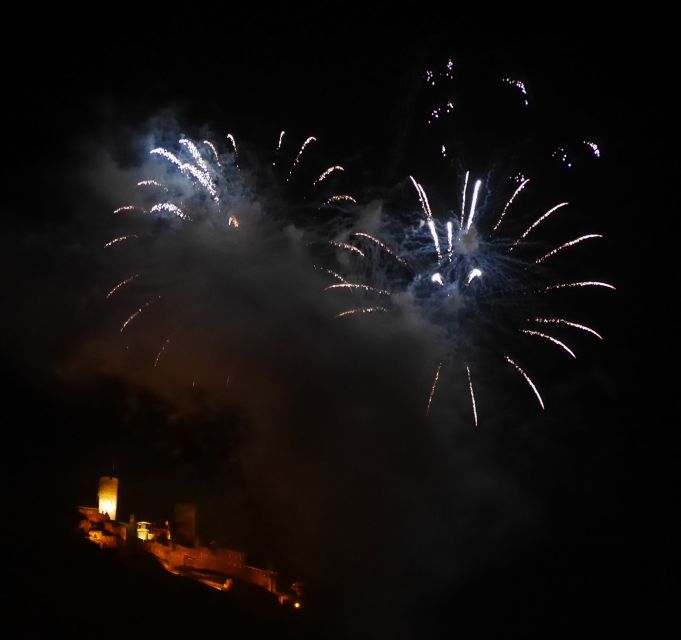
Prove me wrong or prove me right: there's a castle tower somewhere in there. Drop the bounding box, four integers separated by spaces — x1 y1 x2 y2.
98 476 119 521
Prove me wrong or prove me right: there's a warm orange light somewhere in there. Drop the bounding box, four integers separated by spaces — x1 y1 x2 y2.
98 476 118 521
294 602 301 609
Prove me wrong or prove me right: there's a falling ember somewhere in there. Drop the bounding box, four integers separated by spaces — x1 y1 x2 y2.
493 178 530 231
106 273 140 299
521 329 577 359
510 202 569 250
352 233 409 267
505 356 544 409
228 215 239 228
535 234 603 264
329 241 365 259
322 194 357 206
288 136 316 181
104 235 139 248
120 297 161 333
325 283 391 295
544 281 616 292
532 318 603 340
426 363 442 416
151 203 190 220
313 165 345 185
335 306 388 319
466 364 478 427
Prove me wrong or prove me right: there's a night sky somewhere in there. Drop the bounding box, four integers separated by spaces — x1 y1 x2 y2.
4 12 676 639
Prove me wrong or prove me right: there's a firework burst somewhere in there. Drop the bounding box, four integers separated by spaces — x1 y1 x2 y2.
105 129 354 382
320 58 614 423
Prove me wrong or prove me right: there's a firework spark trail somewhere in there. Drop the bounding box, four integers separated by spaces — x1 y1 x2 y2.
466 268 483 285
150 147 218 201
431 273 444 286
329 241 365 258
120 297 161 333
113 206 138 214
532 317 603 340
466 364 478 426
277 130 285 151
521 329 577 359
325 283 392 295
226 133 238 166
104 235 139 248
287 136 316 181
409 176 433 219
179 138 209 172
427 219 443 260
106 273 140 299
545 281 616 292
493 178 530 231
151 203 190 220
447 222 453 255
322 194 357 206
535 234 603 264
335 306 388 319
426 363 442 416
504 77 528 106
584 140 601 157
505 355 544 409
203 140 220 164
313 165 345 185
465 179 482 231
461 171 469 222
137 180 168 191
154 334 173 367
409 177 441 258
352 233 409 267
315 266 348 284
510 202 569 250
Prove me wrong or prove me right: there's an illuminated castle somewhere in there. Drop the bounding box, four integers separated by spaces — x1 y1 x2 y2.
77 474 303 608
97 476 118 521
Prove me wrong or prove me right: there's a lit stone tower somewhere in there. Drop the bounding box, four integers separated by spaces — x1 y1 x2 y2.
98 476 119 521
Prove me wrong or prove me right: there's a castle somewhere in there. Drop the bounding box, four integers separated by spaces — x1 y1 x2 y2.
78 475 303 609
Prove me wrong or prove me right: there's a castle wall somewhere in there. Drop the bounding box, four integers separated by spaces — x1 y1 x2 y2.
146 541 278 593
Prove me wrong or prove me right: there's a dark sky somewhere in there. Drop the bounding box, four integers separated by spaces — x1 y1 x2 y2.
4 12 676 639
